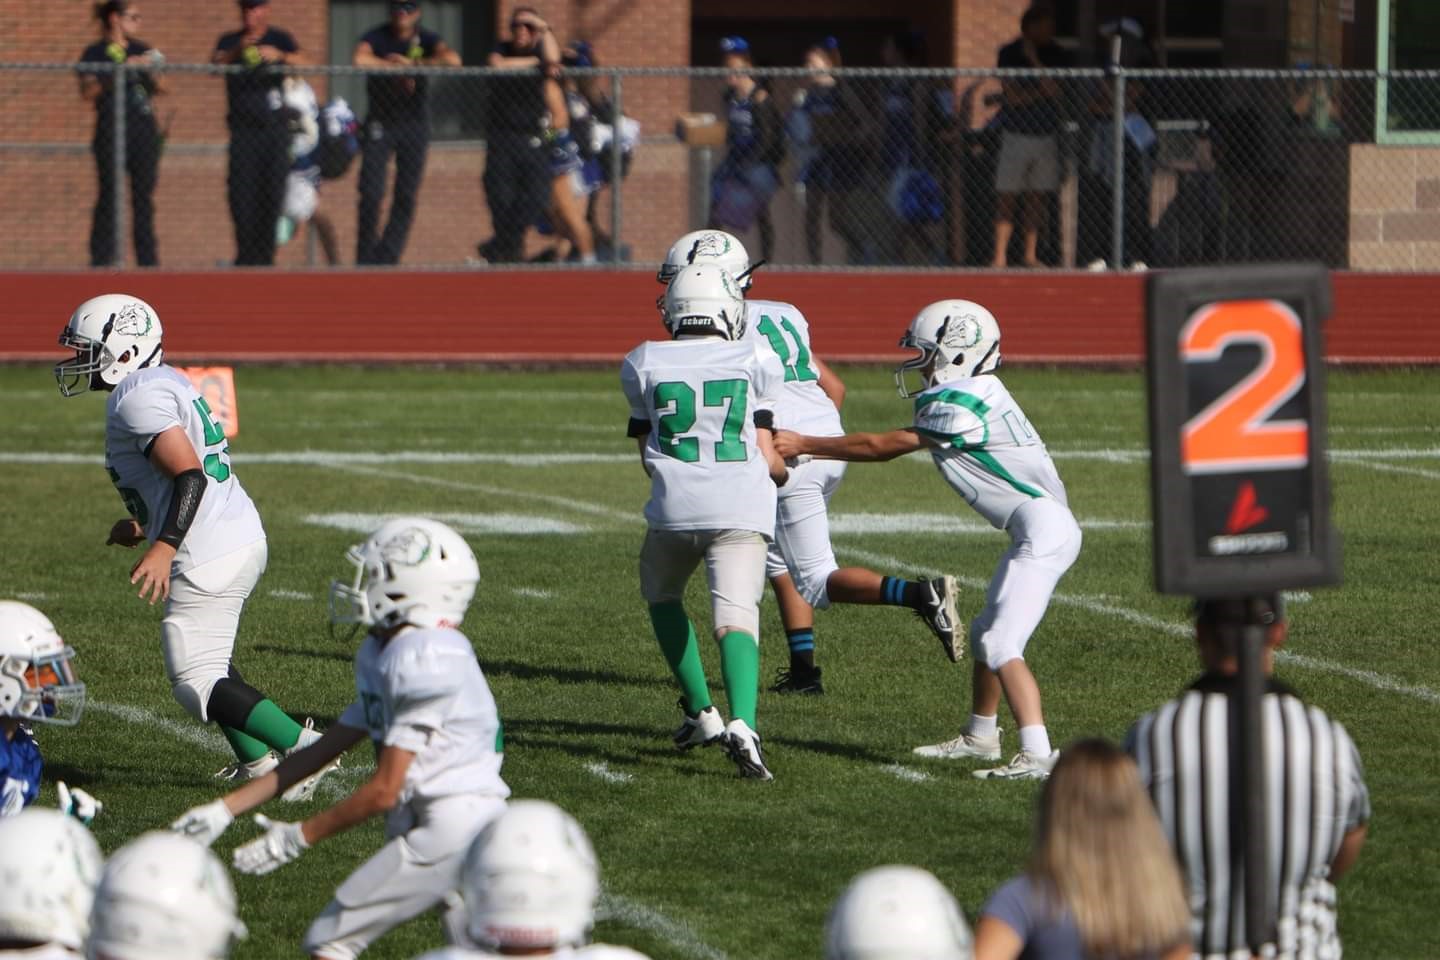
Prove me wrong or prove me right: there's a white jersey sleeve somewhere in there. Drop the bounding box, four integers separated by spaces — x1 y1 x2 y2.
411 948 653 960
352 627 509 805
104 366 265 573
742 300 843 436
913 375 1070 529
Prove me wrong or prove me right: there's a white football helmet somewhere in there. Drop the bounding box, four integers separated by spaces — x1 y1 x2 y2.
330 517 481 630
825 866 974 960
460 799 601 951
54 294 164 397
659 264 747 340
657 229 754 290
86 831 246 960
894 300 1002 398
0 808 104 951
0 601 84 727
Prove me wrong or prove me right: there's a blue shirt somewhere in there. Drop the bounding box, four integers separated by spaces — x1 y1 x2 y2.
0 726 43 817
359 24 442 123
984 875 1085 959
214 27 300 128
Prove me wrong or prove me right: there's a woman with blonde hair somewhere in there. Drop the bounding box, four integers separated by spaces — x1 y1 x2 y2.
975 738 1191 960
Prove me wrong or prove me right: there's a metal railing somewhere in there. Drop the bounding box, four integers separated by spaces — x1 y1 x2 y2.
5 62 1440 271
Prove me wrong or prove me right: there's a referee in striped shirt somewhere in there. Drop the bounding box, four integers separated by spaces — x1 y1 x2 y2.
1126 594 1370 959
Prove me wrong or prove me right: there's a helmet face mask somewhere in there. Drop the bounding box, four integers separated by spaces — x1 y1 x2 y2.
54 295 164 397
659 264 747 340
0 601 85 727
329 518 480 631
893 300 1001 398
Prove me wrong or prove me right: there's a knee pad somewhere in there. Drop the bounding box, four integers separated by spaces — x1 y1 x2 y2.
170 677 216 723
712 603 760 640
979 633 1025 672
764 541 790 582
800 562 839 610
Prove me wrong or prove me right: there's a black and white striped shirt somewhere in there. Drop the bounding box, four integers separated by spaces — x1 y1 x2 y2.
1126 675 1370 960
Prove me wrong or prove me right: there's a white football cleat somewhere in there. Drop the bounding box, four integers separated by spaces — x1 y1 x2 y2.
280 718 342 803
973 749 1058 781
912 728 1003 761
721 718 773 781
672 700 725 751
214 752 279 782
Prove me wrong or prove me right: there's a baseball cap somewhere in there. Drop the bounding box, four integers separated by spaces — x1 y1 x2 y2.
390 0 419 8
719 36 750 55
238 0 269 8
1194 593 1285 627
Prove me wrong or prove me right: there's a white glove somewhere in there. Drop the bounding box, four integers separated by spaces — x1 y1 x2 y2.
170 799 234 846
57 781 102 825
232 814 309 876
784 454 812 467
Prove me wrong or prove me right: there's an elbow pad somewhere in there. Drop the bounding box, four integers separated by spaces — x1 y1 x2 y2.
157 468 207 549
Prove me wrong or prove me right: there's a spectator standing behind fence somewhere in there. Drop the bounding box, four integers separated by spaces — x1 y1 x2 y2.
709 36 783 264
991 6 1070 269
879 29 946 265
79 1 166 268
564 41 638 262
479 6 558 264
352 0 459 266
974 738 1191 960
1079 17 1156 271
1126 595 1370 959
788 38 869 265
212 0 306 267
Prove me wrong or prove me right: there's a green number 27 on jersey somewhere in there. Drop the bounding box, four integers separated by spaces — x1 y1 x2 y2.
194 397 233 483
653 379 749 463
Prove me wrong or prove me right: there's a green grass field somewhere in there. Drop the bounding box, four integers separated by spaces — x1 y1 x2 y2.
1 363 1436 959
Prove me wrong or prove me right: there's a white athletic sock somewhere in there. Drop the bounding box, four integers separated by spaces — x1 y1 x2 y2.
966 714 999 739
1019 725 1052 758
580 252 598 264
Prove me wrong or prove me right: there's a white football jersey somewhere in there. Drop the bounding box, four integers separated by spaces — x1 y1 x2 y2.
742 300 843 437
911 375 1069 530
339 625 509 806
414 946 652 960
104 366 265 573
621 338 784 537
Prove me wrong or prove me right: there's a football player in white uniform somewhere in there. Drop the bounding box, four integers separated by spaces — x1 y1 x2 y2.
412 799 651 959
824 865 973 960
660 231 962 693
0 807 103 959
54 294 335 798
87 831 246 960
775 301 1082 780
171 517 510 960
0 601 97 822
623 263 790 780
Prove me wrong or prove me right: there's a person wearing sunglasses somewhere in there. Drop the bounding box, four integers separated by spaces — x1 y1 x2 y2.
78 0 167 268
352 0 460 266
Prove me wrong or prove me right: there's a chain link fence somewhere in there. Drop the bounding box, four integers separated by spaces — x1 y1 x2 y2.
5 62 1440 271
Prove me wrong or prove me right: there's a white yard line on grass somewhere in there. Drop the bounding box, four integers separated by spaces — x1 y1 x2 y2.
328 462 635 523
835 545 1440 707
584 761 635 784
269 588 314 601
599 891 731 960
1357 461 1440 481
880 763 935 783
513 587 556 599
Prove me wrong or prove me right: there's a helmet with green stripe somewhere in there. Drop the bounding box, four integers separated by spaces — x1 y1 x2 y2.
895 300 1001 398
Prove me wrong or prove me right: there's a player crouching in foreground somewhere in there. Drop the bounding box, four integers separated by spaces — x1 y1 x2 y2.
87 831 247 960
0 601 100 824
54 294 335 800
414 799 652 959
775 301 1082 780
172 517 510 959
622 264 790 780
825 865 974 960
658 231 962 693
0 808 103 959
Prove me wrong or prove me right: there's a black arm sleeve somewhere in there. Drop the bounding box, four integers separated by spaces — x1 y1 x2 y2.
626 417 652 438
157 468 207 549
753 409 775 431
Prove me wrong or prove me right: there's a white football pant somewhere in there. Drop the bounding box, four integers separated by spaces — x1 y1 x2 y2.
969 497 1082 671
305 792 508 960
640 528 768 638
161 538 268 722
765 457 846 609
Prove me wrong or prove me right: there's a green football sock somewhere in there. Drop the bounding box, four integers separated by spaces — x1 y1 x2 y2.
718 630 760 728
220 725 273 764
239 699 304 753
648 602 711 713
